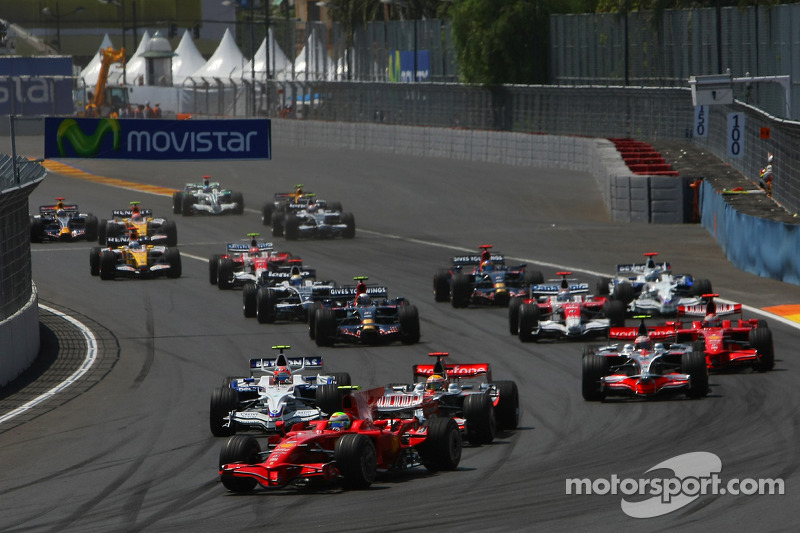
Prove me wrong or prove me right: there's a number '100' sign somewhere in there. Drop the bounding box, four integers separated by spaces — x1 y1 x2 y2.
727 112 745 159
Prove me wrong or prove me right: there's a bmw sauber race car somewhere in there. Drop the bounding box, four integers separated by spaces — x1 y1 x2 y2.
433 244 543 307
218 386 461 493
308 277 420 346
89 234 181 280
209 345 352 437
98 201 178 246
508 272 626 342
582 318 709 401
245 269 337 324
172 175 244 216
377 351 520 445
271 196 355 240
596 252 712 316
668 294 774 371
30 197 98 243
261 185 344 226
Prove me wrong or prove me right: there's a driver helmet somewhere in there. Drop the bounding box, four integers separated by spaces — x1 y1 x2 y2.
131 212 142 222
356 293 371 306
273 366 291 385
328 411 351 430
248 246 260 257
704 313 721 328
56 209 66 217
634 335 653 351
203 175 211 192
425 374 446 392
307 199 318 213
481 260 493 272
557 288 570 302
290 274 303 287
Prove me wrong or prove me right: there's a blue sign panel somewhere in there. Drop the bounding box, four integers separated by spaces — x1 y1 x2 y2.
0 57 73 115
44 118 272 160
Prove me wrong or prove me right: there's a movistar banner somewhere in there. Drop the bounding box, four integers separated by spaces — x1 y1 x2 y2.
44 118 271 160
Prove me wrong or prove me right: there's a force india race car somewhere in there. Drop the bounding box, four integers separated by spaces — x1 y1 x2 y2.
508 272 626 342
377 351 520 445
89 234 182 280
308 277 420 347
171 175 244 216
98 201 178 246
582 318 709 401
209 345 352 437
30 197 98 243
433 244 544 308
596 252 712 316
668 294 775 372
244 268 337 324
271 197 355 240
218 386 462 493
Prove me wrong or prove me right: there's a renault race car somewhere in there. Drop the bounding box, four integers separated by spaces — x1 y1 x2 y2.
89 233 182 280
218 386 462 493
271 197 355 240
582 318 709 401
30 197 98 243
308 277 420 346
209 345 352 437
172 175 244 216
668 294 775 372
433 244 543 307
245 271 337 324
508 272 626 342
377 351 520 445
98 201 178 246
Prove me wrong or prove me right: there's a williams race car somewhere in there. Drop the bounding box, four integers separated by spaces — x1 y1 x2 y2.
30 197 98 243
172 175 244 216
245 269 337 324
271 196 355 240
98 201 178 246
89 231 181 280
261 185 344 226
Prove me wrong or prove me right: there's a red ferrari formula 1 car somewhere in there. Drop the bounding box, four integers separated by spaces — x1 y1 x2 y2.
669 294 775 372
218 386 462 493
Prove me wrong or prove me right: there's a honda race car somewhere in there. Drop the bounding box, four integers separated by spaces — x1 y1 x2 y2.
98 201 178 246
508 272 626 342
245 269 337 324
210 345 352 437
433 244 543 307
308 277 420 346
219 386 462 493
172 176 244 216
89 234 181 280
377 352 520 445
30 197 98 243
271 196 355 240
582 318 709 401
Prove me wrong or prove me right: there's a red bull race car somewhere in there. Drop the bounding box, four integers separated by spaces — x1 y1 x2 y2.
30 197 98 243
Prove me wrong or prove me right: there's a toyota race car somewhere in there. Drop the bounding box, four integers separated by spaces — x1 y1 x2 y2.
89 232 181 280
98 201 178 246
172 175 244 216
209 234 296 288
30 197 98 243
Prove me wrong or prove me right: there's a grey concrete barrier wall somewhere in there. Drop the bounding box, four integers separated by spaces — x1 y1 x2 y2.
0 285 40 388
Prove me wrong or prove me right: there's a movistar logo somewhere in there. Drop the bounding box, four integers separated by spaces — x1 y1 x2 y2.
57 118 121 157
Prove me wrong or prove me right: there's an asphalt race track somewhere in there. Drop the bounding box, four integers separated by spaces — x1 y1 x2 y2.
1 135 798 532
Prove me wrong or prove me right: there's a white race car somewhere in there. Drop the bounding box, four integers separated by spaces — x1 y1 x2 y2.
172 176 244 216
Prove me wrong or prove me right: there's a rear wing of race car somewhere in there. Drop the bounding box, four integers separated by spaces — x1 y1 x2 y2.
249 355 323 376
264 268 317 281
112 209 153 218
413 363 492 383
530 281 589 296
40 204 79 214
451 253 505 266
227 242 273 253
678 294 741 319
329 285 389 299
615 261 671 275
608 325 676 341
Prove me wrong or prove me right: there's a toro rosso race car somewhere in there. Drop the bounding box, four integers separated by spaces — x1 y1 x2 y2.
245 269 337 324
89 231 181 280
668 294 775 372
172 175 244 216
433 245 543 308
596 252 712 316
309 277 420 347
582 318 709 401
210 345 352 437
271 196 355 240
508 272 626 342
98 201 178 246
218 386 462 493
30 197 98 243
377 351 520 445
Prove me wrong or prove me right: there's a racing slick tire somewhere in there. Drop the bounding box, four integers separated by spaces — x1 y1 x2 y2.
99 250 117 280
330 372 352 387
418 417 462 471
518 303 540 342
219 435 260 493
494 380 520 430
217 257 235 289
683 346 709 398
750 327 775 371
163 220 178 247
98 219 108 245
691 278 713 297
463 393 496 445
596 276 611 296
508 297 524 335
231 191 245 214
261 202 273 225
165 248 182 278
89 247 101 276
284 214 300 240
613 281 635 304
433 269 451 302
399 305 421 344
84 215 99 242
242 282 258 318
30 217 44 243
181 193 194 216
210 386 239 437
450 274 472 308
308 302 323 339
256 287 277 324
341 212 356 239
334 433 377 490
523 269 544 285
603 299 627 328
172 191 183 214
314 308 337 347
582 353 609 401
328 201 343 213
316 383 345 415
271 212 284 237
208 254 222 284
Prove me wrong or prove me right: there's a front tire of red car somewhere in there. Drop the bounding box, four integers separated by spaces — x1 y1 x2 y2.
219 435 260 493
335 434 377 489
683 346 709 398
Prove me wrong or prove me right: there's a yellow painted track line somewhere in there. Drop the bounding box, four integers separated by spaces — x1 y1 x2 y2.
42 160 179 197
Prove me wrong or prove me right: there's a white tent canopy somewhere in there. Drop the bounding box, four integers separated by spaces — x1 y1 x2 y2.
172 30 207 85
79 33 114 88
294 31 336 81
236 28 292 82
189 28 246 85
107 30 151 86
